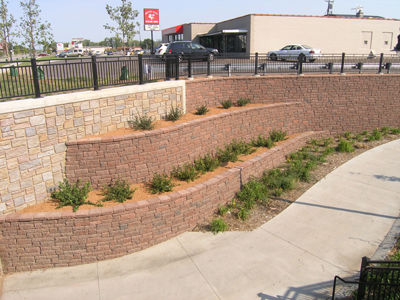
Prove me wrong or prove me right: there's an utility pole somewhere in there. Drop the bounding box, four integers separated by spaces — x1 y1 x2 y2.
325 0 334 15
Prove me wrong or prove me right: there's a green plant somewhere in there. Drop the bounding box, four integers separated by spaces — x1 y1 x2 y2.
52 179 94 212
218 205 229 216
166 106 183 121
269 130 287 142
128 114 154 130
210 218 228 234
287 159 316 182
355 134 364 142
236 98 251 107
220 100 233 109
389 127 400 134
380 127 390 136
172 163 199 182
361 130 369 136
343 131 352 140
263 169 295 195
237 208 250 221
194 154 220 173
195 105 209 115
367 128 382 141
217 147 238 163
251 135 275 148
102 178 135 203
236 180 269 208
150 173 174 194
336 139 355 153
228 139 255 156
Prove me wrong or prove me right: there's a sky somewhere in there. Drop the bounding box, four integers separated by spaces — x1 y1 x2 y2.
7 0 400 43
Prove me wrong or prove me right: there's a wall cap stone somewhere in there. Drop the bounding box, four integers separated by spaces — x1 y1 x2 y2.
0 80 186 114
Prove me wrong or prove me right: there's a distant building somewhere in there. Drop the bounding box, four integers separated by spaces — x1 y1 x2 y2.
162 13 400 55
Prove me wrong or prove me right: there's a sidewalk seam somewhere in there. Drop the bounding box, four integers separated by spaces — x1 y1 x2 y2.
176 237 222 300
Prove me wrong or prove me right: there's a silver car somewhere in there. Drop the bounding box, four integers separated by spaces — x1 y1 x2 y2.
267 44 322 62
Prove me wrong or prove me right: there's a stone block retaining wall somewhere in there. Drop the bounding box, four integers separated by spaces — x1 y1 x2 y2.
0 132 319 273
65 102 306 188
0 81 185 214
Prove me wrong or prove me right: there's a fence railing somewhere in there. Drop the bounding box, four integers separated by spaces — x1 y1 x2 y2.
1 52 399 100
332 256 400 299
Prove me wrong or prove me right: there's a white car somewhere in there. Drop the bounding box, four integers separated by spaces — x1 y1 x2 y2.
267 45 322 62
155 43 169 57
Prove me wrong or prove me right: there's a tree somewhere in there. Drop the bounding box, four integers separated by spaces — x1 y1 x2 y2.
140 38 152 50
19 0 53 57
104 0 139 48
0 0 16 60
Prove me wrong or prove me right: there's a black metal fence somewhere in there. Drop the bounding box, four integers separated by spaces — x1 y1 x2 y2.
1 52 399 100
332 256 400 299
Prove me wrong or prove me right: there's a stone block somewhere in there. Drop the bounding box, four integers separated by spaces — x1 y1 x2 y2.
54 143 66 153
14 111 34 119
13 196 25 207
27 136 40 148
73 118 84 127
30 115 45 126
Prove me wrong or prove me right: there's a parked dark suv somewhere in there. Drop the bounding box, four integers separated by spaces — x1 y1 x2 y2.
164 41 218 61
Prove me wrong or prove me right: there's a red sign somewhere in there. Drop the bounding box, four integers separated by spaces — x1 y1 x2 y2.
144 8 159 25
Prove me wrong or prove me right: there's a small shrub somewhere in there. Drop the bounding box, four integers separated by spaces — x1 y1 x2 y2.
128 114 154 130
217 147 238 163
251 135 275 148
220 100 233 109
236 98 251 107
228 139 255 156
166 106 183 121
361 130 369 136
236 180 269 208
367 128 382 141
343 131 352 140
237 208 250 221
194 154 220 173
355 134 364 142
287 159 316 182
210 218 228 234
389 127 400 134
336 139 355 153
380 127 390 136
269 130 287 142
150 173 174 194
172 163 198 182
195 105 209 115
323 137 334 147
263 169 295 195
52 179 93 212
218 205 229 216
102 178 135 203
322 146 335 157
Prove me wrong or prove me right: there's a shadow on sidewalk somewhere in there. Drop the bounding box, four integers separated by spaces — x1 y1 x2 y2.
257 276 357 300
273 197 398 220
373 174 400 182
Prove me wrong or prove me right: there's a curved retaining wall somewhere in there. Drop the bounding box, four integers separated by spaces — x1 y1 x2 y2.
0 131 321 273
186 74 400 133
65 103 307 188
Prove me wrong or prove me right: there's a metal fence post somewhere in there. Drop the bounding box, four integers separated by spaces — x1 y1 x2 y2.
175 56 179 80
357 256 369 300
254 52 259 75
91 55 99 90
297 56 303 75
385 62 392 74
138 54 144 84
188 57 192 79
207 59 211 77
30 58 41 98
378 53 384 74
340 52 345 74
165 57 170 81
328 62 334 74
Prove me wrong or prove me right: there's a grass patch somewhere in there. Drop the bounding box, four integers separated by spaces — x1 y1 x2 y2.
194 154 220 174
269 130 287 142
336 139 355 153
251 135 275 148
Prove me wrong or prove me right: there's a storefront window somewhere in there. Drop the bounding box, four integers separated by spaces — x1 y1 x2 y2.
199 33 247 53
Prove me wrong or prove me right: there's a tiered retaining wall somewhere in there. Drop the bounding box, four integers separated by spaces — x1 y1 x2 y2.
0 81 185 214
0 132 320 273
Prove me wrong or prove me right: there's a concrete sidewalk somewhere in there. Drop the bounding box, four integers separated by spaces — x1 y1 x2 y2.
1 139 400 300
